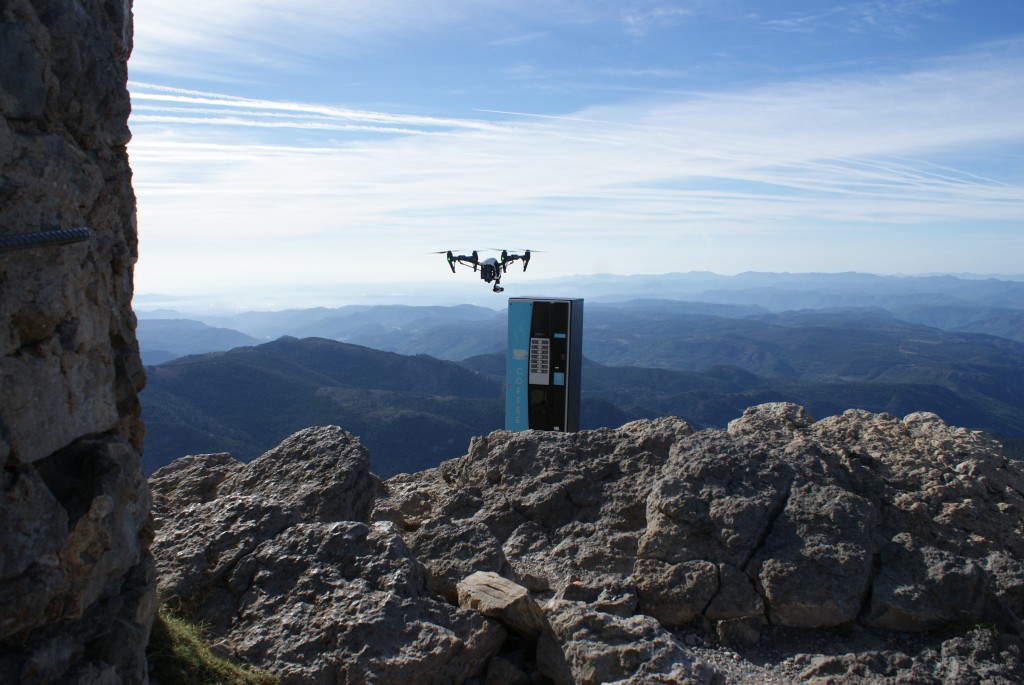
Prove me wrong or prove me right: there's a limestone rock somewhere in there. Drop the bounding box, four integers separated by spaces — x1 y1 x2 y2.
151 428 504 684
1 1 151 680
1 0 140 464
153 403 1024 683
373 467 449 530
634 558 719 627
715 616 763 646
222 425 377 523
553 575 638 618
751 482 875 627
228 521 505 684
148 452 243 528
795 628 1024 683
704 564 764 621
457 571 546 638
149 452 242 506
408 417 695 594
152 494 302 625
537 600 715 685
865 534 986 631
635 403 1024 634
409 516 511 601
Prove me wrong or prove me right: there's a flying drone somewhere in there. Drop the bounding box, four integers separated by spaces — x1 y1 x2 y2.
435 249 532 292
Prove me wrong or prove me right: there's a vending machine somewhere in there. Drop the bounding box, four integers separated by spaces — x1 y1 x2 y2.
505 298 583 432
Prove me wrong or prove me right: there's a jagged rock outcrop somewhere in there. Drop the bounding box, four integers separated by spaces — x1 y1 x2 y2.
151 405 1024 683
1 2 152 683
150 426 505 684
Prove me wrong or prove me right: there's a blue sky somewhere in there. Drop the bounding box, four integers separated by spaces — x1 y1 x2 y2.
127 0 1024 307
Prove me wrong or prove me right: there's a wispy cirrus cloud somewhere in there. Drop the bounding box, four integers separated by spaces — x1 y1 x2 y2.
128 43 1024 294
487 31 552 47
619 4 694 37
129 82 507 134
127 1 764 85
130 0 478 79
762 0 955 36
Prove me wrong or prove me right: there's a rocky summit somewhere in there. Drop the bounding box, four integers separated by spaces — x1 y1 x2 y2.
150 403 1024 684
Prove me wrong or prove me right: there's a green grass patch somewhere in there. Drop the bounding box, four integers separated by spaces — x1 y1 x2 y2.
147 603 277 685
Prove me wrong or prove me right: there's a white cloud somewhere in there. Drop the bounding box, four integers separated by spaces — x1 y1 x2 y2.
487 31 551 47
761 0 956 36
130 0 573 77
129 82 506 133
129 0 730 82
130 0 453 77
128 45 1024 295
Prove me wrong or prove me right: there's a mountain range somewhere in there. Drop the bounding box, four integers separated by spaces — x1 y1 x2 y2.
141 336 502 475
137 271 1024 350
141 329 1024 476
138 273 1024 475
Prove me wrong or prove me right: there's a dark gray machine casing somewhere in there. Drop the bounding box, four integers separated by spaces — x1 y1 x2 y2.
505 297 583 432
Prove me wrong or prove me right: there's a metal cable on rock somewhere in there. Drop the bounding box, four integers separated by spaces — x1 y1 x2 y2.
0 227 92 253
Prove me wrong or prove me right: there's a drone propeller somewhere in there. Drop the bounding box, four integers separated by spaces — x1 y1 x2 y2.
432 249 483 273
487 248 538 272
430 250 460 273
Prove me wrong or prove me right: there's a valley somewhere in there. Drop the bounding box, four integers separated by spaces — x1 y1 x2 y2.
138 273 1024 476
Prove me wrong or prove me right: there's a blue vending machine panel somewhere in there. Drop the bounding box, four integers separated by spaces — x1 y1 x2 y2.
505 298 583 432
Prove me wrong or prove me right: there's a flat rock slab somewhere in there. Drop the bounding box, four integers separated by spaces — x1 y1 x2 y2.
457 570 545 638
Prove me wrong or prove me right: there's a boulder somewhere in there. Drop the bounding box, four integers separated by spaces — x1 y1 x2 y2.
222 425 377 523
457 571 546 638
409 516 511 601
403 417 696 594
227 521 505 684
536 600 715 685
751 481 875 627
635 404 1024 634
634 558 719 627
715 616 763 646
153 403 1024 682
553 575 638 618
151 428 504 683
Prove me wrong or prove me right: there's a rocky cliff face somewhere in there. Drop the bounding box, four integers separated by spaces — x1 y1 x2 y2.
1 1 153 682
151 404 1024 684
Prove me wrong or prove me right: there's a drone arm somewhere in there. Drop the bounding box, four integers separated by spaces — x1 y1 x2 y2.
453 256 479 272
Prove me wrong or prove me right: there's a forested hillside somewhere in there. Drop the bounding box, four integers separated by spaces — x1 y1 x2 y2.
140 276 1024 472
143 321 1024 475
142 337 502 475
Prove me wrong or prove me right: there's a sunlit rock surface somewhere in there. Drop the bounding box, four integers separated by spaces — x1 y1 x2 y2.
151 404 1024 683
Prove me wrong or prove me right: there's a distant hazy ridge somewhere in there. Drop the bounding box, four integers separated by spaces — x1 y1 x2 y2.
139 273 1024 476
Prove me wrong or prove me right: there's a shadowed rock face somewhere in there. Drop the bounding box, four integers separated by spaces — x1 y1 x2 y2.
151 403 1024 684
151 426 505 684
1 1 153 683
